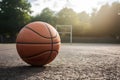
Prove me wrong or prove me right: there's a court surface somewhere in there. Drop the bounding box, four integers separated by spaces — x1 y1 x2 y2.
0 43 120 80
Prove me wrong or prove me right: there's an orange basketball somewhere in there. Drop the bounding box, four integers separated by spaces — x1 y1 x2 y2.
16 21 61 66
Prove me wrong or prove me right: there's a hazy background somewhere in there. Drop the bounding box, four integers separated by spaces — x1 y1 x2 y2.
0 0 120 43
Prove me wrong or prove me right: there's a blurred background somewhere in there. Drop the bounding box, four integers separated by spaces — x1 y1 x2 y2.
0 0 120 43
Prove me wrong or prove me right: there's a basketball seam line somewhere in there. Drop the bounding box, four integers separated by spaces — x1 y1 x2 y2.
16 42 60 44
25 26 57 39
21 50 58 59
43 23 54 65
21 23 59 66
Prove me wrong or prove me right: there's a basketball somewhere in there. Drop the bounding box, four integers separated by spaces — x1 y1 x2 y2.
16 21 61 66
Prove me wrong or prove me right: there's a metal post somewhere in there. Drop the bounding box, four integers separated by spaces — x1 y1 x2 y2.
70 25 72 43
56 25 72 43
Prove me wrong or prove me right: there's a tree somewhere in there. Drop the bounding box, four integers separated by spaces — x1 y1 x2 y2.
78 11 91 36
0 0 31 42
56 7 79 25
78 11 90 23
110 2 120 38
90 4 111 36
31 8 56 26
56 7 81 36
90 2 120 38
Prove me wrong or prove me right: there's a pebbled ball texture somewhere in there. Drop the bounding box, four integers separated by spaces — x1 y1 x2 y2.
16 21 61 66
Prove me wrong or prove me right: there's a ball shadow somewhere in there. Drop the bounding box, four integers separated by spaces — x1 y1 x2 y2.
0 65 46 80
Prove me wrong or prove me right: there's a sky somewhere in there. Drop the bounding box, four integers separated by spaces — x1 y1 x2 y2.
28 0 118 16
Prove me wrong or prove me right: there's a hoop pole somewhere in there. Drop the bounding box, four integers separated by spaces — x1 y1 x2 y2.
70 25 72 43
56 25 72 43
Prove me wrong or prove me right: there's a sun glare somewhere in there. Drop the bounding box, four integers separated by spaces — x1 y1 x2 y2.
30 0 117 16
69 0 99 13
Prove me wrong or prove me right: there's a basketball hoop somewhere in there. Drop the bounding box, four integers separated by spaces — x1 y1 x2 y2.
56 25 72 43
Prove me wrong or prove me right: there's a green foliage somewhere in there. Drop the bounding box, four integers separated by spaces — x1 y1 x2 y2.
78 11 90 23
56 7 79 25
90 2 120 37
31 8 56 26
0 0 119 43
0 0 31 34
